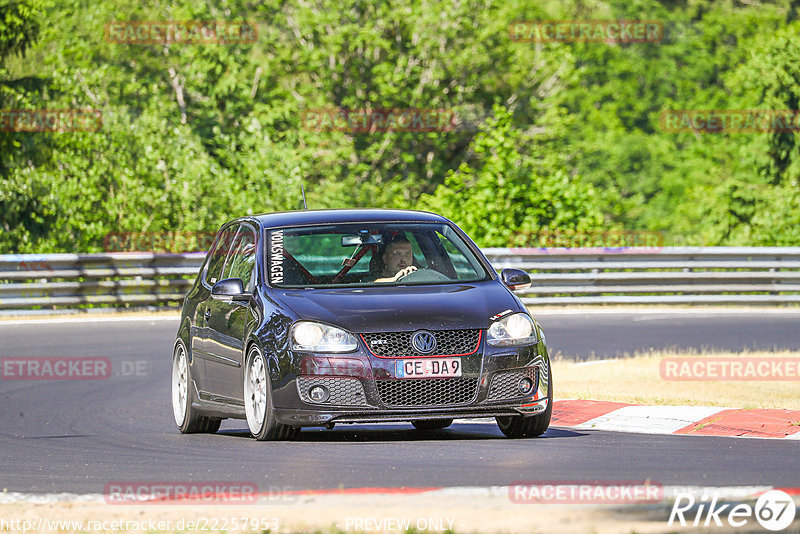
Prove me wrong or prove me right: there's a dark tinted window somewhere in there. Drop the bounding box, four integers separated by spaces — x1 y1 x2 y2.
222 225 257 291
204 225 237 286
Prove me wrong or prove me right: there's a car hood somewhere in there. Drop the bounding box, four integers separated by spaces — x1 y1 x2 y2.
273 281 523 333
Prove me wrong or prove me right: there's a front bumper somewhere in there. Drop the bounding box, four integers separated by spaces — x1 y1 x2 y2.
272 349 551 427
274 398 549 426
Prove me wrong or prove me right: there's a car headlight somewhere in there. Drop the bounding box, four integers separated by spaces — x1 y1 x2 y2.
487 313 537 347
290 321 358 353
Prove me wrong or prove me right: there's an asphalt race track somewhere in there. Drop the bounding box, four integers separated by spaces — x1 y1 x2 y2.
537 308 800 359
1 310 799 494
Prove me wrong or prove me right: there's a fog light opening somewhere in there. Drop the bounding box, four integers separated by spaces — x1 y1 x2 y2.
309 385 330 403
518 376 534 395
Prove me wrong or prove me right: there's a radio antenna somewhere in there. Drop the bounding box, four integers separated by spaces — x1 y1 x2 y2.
301 183 308 210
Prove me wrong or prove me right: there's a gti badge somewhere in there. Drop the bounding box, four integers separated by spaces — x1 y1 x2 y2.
411 330 437 354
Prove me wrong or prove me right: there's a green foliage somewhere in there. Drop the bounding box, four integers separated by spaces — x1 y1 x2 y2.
2 0 800 252
420 105 603 247
0 0 41 61
721 22 800 245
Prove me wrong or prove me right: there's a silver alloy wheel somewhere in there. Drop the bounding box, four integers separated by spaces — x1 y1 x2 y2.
172 343 188 426
245 348 267 435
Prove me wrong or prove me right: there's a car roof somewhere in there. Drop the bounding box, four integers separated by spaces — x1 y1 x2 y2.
247 208 451 228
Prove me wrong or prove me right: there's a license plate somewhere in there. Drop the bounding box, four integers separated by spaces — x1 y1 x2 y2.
395 358 461 378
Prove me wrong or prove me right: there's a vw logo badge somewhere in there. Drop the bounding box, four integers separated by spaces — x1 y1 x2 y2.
411 331 437 354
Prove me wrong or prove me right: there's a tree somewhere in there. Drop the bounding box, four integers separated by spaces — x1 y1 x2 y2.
420 105 604 247
720 22 800 245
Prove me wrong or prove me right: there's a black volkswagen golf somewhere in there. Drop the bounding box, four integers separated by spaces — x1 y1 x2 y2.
171 209 552 440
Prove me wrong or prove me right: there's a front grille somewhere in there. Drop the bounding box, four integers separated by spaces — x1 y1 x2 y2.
375 378 479 407
487 367 538 401
362 329 481 357
296 377 368 406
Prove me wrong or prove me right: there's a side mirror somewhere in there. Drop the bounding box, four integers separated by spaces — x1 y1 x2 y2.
211 278 248 301
500 268 531 291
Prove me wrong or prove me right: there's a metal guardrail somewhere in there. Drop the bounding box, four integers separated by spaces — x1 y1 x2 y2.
485 246 800 305
0 253 204 309
1 247 799 309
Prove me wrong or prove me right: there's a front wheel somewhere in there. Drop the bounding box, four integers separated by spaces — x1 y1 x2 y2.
171 340 221 434
244 346 298 441
496 365 552 438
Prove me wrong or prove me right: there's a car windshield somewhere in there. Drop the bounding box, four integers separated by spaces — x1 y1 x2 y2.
266 222 491 288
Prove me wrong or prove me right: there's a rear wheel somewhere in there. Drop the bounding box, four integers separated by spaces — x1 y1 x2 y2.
411 419 453 430
496 365 553 438
244 346 298 441
172 340 220 434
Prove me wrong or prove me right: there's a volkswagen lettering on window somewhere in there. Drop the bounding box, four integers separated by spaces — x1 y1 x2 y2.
171 209 552 440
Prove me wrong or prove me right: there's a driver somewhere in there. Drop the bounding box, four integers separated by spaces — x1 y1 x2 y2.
371 236 417 283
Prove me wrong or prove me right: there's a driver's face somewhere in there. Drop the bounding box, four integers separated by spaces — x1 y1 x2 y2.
383 242 413 274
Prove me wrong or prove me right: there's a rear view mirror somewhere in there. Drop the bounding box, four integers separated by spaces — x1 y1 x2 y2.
342 234 383 247
500 269 531 291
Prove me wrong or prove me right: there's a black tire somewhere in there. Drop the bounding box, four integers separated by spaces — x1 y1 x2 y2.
411 419 453 430
496 364 553 438
172 340 220 434
202 418 222 434
244 346 297 441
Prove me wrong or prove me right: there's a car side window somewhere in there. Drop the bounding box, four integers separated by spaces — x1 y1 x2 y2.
222 225 257 292
204 226 237 287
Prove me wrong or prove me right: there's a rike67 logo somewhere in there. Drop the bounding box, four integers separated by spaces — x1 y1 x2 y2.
669 490 796 531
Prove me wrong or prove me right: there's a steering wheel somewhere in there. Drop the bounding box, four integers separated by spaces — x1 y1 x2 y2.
397 267 451 283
